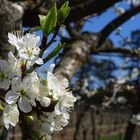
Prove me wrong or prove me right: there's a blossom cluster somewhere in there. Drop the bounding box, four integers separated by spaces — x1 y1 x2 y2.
130 113 140 125
0 32 76 135
126 0 140 6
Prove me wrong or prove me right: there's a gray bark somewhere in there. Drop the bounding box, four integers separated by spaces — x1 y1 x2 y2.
0 0 23 59
55 33 99 80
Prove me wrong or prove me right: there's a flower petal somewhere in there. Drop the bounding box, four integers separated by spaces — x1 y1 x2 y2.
35 58 44 65
0 79 10 90
0 60 10 73
12 78 21 91
42 122 54 135
40 97 50 107
8 33 18 47
5 90 19 104
18 96 32 113
3 104 19 129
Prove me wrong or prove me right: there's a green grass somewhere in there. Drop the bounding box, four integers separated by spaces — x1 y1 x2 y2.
98 134 123 140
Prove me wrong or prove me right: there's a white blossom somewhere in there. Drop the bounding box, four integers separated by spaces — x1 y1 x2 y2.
126 0 140 6
37 64 76 135
114 7 125 14
8 31 24 50
54 92 76 117
3 104 19 129
1 28 76 137
42 112 69 135
48 112 69 131
0 52 21 90
5 72 40 113
40 97 51 107
117 96 127 104
8 32 43 66
46 71 70 100
0 60 11 90
41 122 54 135
130 113 140 125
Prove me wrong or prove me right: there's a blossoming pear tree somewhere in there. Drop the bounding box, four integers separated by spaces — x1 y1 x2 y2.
0 2 76 140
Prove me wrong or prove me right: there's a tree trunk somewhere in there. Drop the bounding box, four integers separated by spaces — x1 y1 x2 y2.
55 33 99 80
124 122 136 140
0 0 23 59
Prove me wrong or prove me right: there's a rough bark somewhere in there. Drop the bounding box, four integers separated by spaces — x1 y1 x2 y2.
55 33 99 80
0 0 23 59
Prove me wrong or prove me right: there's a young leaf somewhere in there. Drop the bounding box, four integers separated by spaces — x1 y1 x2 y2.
44 43 62 62
58 1 70 23
38 15 46 29
44 3 57 35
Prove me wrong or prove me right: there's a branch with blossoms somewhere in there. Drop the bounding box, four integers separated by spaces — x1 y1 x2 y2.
0 2 76 140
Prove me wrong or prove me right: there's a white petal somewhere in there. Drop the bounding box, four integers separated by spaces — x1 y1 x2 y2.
0 60 10 73
8 33 18 47
33 48 40 55
47 64 55 73
54 103 61 115
12 78 21 91
40 97 51 107
18 49 29 59
18 97 32 113
53 114 68 131
5 90 19 104
0 79 10 90
30 99 36 107
48 112 57 122
60 78 69 89
8 52 16 65
42 122 54 135
47 72 59 89
35 58 44 65
3 104 19 129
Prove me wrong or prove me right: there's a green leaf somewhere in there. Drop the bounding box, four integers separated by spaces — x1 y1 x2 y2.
45 43 62 62
38 3 57 35
58 1 70 23
38 15 46 29
44 3 57 35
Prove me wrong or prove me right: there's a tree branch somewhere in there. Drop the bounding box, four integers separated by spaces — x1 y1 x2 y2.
54 33 99 80
98 5 140 46
93 47 140 57
66 0 121 23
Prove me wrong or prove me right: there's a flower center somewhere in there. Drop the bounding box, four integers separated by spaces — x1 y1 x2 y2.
19 89 26 96
26 49 32 57
0 72 7 80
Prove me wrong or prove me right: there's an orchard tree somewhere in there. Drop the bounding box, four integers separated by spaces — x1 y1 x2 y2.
0 0 140 140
